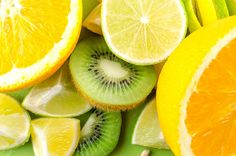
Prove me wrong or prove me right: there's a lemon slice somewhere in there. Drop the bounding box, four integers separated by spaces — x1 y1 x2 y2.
83 4 102 35
132 97 169 149
101 0 187 65
0 93 30 150
0 0 82 91
31 118 80 156
22 63 91 117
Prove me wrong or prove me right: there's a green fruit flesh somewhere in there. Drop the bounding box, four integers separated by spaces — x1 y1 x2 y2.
69 37 157 110
76 109 121 156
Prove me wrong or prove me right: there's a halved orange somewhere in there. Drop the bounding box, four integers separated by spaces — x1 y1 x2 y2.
0 0 82 91
157 16 236 156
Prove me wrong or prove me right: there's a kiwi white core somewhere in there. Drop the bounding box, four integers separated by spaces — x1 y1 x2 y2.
99 59 128 78
81 114 96 137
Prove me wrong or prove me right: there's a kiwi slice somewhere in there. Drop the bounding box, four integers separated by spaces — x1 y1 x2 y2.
76 109 121 156
69 37 157 110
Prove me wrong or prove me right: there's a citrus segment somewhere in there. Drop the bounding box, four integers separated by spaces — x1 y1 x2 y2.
0 93 30 150
156 16 236 156
132 97 169 149
101 0 187 65
22 63 91 117
185 38 236 156
83 4 102 35
0 0 82 91
31 118 80 156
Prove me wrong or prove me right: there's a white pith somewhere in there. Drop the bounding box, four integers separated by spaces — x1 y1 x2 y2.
99 59 128 79
179 29 236 156
0 0 81 88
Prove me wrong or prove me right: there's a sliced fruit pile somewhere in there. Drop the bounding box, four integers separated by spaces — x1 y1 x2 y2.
1 0 236 156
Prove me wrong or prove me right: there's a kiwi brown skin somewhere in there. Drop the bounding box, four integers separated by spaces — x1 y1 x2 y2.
69 37 157 111
71 78 145 111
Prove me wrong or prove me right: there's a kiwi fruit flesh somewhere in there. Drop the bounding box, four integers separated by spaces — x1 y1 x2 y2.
69 37 157 110
76 109 121 156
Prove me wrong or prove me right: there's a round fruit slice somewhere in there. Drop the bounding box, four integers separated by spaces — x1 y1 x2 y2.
0 0 82 91
83 4 102 35
101 0 187 65
0 93 30 150
76 109 121 156
132 97 169 149
183 0 201 32
31 118 80 156
157 16 236 156
22 63 91 117
69 37 157 110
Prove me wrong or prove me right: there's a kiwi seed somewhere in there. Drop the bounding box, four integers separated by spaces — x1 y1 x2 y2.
75 109 121 156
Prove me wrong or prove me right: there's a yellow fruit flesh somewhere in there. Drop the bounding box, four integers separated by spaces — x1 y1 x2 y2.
31 118 80 156
0 0 82 91
0 0 70 74
83 4 102 35
0 93 30 149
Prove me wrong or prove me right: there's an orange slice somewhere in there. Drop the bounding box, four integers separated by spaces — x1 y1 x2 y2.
0 0 82 91
156 16 236 156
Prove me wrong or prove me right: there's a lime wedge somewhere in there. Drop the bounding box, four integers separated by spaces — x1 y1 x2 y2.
132 97 169 149
31 118 80 156
23 63 91 117
0 93 30 150
101 0 187 65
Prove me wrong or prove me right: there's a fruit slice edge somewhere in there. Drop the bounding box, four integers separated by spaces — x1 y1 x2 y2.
156 16 236 156
0 0 82 91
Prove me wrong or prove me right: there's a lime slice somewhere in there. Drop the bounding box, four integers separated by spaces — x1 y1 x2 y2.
195 0 229 26
101 0 187 65
83 4 102 35
132 97 169 149
22 63 91 117
183 0 201 32
0 93 30 150
31 118 80 156
225 0 236 15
